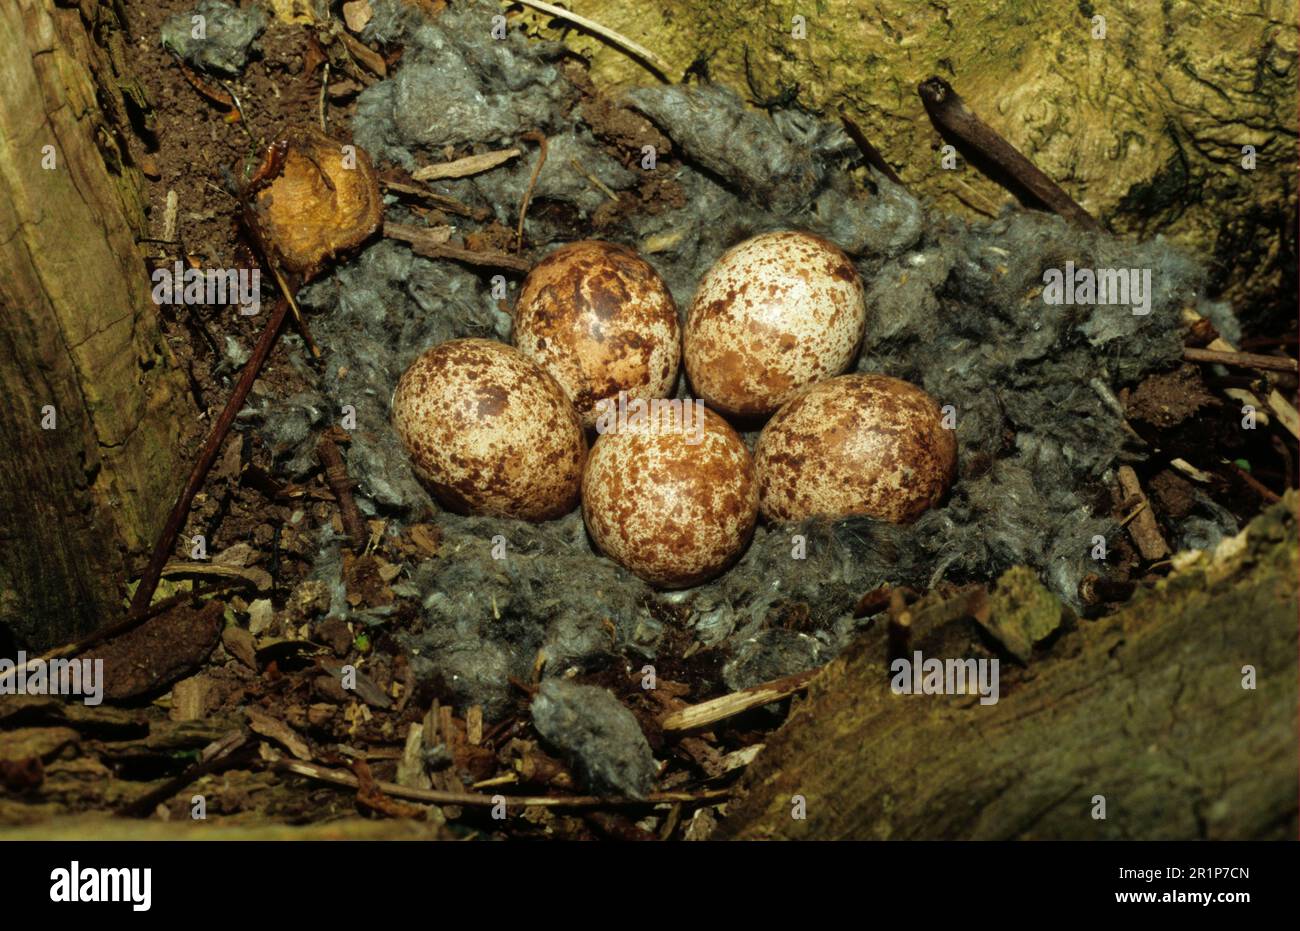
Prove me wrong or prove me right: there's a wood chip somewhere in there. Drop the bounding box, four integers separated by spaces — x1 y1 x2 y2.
660 668 819 733
412 148 521 181
246 707 312 761
1268 389 1300 439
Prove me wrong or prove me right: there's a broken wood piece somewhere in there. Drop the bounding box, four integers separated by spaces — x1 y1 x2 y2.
1226 461 1282 504
412 147 521 181
1116 465 1170 561
917 76 1100 231
1183 346 1297 374
384 222 532 273
316 435 368 551
246 707 312 761
1267 389 1300 439
160 560 272 592
660 668 819 733
1169 458 1213 483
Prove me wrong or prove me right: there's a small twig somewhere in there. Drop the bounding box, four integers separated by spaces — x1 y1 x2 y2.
317 435 368 551
838 111 903 186
661 668 819 733
1183 346 1297 374
276 759 730 808
508 0 673 80
413 148 521 181
1226 461 1282 504
386 222 533 273
379 179 487 220
516 131 548 253
569 157 619 201
917 76 1100 231
128 298 292 618
1116 465 1170 562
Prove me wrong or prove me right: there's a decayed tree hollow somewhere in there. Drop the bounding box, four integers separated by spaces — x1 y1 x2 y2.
0 0 190 649
722 496 1299 840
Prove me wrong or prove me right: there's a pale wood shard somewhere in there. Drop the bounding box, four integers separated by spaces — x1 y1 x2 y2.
660 668 819 733
1267 389 1300 440
412 147 521 181
246 708 312 761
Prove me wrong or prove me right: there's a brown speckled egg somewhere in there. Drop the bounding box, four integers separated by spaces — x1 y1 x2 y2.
391 338 586 521
755 374 956 524
513 241 681 429
684 231 867 418
582 407 758 588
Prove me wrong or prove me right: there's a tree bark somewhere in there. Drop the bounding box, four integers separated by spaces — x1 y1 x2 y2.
722 495 1299 840
0 0 191 650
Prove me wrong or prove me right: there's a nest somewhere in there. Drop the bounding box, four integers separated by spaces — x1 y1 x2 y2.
237 0 1238 719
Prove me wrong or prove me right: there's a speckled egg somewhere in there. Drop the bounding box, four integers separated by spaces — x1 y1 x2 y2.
684 231 867 418
755 374 956 524
582 407 758 588
513 241 681 429
391 338 586 521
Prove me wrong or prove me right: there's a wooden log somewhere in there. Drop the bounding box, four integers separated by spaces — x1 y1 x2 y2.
0 0 191 649
721 495 1299 840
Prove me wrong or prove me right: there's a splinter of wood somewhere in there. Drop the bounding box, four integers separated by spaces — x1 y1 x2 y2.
317 435 368 551
917 76 1101 231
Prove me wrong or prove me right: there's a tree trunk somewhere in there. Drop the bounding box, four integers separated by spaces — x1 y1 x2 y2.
0 0 191 650
722 495 1299 840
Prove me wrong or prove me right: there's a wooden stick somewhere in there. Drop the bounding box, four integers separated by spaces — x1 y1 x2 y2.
509 0 673 79
839 111 903 186
1184 346 1297 373
1226 462 1282 504
1116 465 1169 562
917 76 1100 231
661 668 819 734
127 298 291 618
385 222 533 273
116 731 250 818
276 759 730 808
516 131 547 253
317 436 368 551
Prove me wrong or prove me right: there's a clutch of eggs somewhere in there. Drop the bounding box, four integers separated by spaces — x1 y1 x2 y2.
390 338 586 521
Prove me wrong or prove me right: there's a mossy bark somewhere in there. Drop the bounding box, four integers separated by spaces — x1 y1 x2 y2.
0 0 191 649
721 494 1299 840
522 0 1298 321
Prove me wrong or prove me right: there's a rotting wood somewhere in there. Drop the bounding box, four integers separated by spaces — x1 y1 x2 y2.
0 0 192 649
721 495 1299 840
